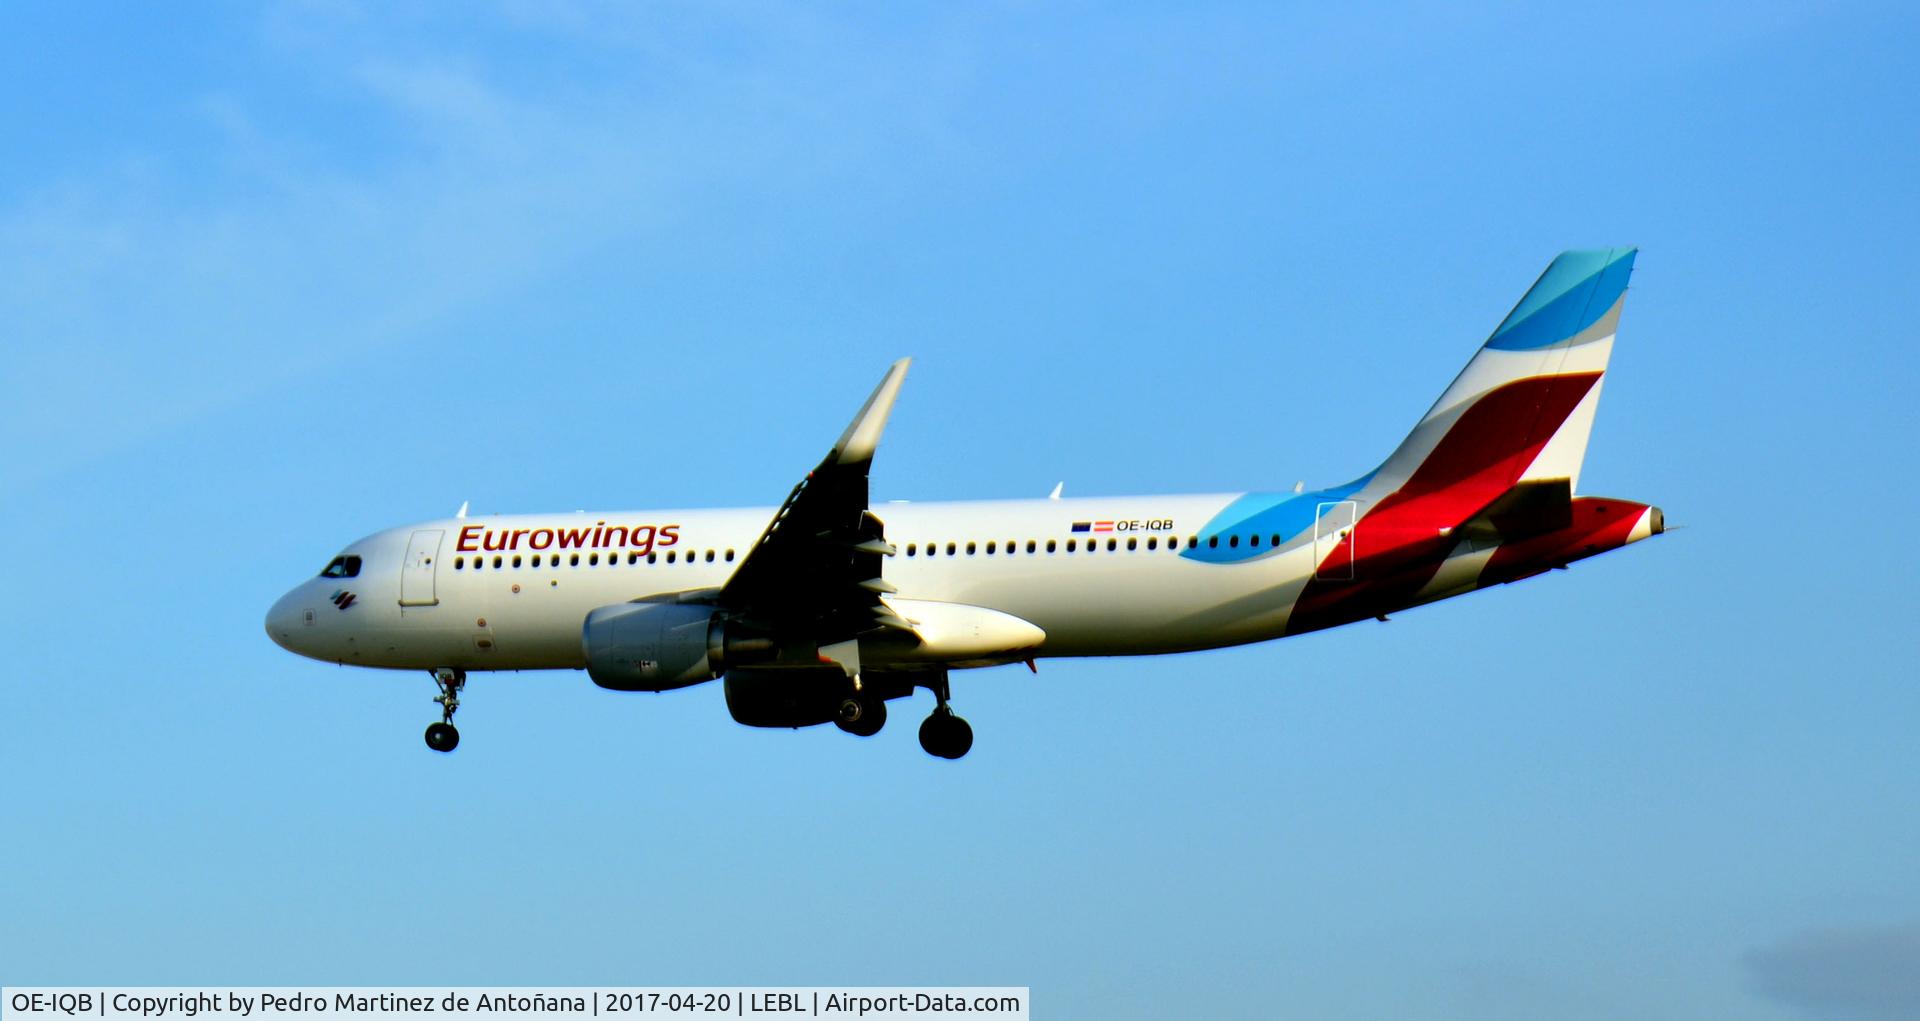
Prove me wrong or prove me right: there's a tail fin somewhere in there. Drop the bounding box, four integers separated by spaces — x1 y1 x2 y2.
1370 247 1637 506
1271 249 1642 632
1179 250 1638 571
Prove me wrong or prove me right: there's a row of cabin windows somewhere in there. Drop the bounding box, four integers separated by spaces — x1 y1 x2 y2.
453 548 735 571
903 533 1284 557
450 532 1288 572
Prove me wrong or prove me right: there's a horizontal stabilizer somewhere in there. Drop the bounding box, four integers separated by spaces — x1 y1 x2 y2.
1458 478 1572 542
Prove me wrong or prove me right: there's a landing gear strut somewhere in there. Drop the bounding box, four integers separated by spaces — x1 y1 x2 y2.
917 671 972 760
425 667 464 753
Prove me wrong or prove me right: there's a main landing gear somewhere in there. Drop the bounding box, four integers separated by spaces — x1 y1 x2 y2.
831 669 973 758
917 672 972 760
425 667 464 753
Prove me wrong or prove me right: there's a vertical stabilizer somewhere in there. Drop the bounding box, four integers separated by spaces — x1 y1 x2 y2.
1372 248 1636 501
1279 248 1645 634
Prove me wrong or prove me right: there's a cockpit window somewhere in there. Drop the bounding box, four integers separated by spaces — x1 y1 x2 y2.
319 555 362 578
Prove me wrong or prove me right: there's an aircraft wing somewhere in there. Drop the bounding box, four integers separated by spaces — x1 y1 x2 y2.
718 359 912 642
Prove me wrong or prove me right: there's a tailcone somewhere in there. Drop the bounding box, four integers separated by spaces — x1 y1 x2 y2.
1627 503 1666 543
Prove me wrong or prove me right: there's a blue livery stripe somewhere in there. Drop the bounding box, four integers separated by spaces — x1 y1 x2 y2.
1181 473 1374 564
1486 247 1636 351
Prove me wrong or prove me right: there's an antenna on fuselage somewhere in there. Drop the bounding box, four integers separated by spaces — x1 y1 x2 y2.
455 500 469 519
1048 482 1064 500
1292 481 1305 494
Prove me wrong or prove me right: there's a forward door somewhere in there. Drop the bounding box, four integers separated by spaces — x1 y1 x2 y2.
400 529 444 606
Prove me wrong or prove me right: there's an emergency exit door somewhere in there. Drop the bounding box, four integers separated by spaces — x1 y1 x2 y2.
400 529 443 606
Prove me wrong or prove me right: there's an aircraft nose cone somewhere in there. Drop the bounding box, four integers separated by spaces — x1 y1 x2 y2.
265 591 301 651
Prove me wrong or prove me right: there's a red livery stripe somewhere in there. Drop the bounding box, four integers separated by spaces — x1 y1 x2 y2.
1285 372 1603 635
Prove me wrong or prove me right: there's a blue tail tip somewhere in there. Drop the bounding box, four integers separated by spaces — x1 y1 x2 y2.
1488 247 1638 351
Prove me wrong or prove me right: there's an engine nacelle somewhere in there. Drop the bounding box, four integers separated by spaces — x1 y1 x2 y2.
583 602 724 691
723 665 855 728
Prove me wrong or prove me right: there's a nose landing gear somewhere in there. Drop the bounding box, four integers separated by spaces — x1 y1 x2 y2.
425 668 464 753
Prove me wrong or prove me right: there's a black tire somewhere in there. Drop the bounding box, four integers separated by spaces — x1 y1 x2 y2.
918 711 973 759
941 714 973 759
424 722 460 753
835 696 887 737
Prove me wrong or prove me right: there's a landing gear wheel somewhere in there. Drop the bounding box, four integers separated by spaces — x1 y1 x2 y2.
424 721 460 753
918 708 973 759
835 696 887 738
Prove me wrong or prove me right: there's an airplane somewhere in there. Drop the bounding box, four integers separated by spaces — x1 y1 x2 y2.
267 248 1662 759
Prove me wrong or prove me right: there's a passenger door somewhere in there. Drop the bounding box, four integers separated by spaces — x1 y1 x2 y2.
400 529 443 606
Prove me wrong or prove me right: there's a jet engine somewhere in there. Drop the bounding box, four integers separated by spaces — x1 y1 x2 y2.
582 602 728 691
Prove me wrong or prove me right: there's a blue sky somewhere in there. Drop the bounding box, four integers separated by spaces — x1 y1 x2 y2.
3 2 1917 1018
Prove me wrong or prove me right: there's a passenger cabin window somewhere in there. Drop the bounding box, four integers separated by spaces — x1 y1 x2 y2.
319 555 362 578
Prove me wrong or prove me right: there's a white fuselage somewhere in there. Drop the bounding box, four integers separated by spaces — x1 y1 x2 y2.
265 492 1339 673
